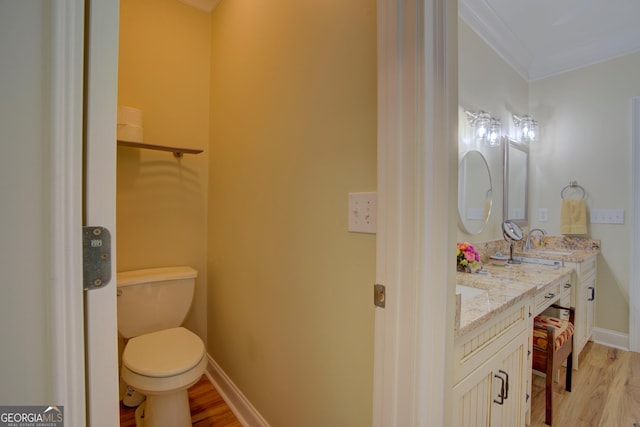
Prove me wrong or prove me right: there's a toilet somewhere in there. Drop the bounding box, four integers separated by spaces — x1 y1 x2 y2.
117 266 206 427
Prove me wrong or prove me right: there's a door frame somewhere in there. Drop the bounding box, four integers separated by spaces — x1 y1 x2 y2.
51 0 120 425
49 1 87 424
83 0 120 424
53 0 461 424
373 0 458 425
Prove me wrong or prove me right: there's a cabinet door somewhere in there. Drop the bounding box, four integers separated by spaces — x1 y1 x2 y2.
491 331 527 427
575 273 596 356
585 273 596 341
452 364 492 427
452 331 528 427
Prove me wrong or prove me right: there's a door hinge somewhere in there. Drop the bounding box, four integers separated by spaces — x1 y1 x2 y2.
374 284 386 308
83 226 112 290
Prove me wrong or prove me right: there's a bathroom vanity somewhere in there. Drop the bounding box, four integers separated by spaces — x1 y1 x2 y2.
452 240 599 426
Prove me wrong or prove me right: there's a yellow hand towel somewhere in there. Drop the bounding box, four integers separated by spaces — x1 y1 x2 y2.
560 198 587 235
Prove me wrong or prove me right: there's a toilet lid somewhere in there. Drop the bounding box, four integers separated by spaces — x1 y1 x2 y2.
123 327 205 378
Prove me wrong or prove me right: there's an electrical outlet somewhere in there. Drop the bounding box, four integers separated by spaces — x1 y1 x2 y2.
348 192 377 234
538 208 549 222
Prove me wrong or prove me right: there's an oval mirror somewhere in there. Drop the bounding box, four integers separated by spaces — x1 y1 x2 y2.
458 150 492 234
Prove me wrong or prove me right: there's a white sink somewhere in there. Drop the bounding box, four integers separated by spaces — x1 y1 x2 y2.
456 285 487 301
538 250 573 256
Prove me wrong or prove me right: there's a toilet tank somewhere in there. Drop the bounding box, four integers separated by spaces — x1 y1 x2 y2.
117 266 197 339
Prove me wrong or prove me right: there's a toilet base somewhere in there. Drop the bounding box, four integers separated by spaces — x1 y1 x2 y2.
123 385 146 408
134 390 191 427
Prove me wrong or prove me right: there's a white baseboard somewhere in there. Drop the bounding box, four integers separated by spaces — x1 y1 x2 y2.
592 327 630 351
204 354 270 427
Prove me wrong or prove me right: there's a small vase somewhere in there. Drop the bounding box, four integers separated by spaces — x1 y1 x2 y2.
457 263 480 273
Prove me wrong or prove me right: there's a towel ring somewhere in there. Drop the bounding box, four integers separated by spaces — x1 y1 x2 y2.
561 181 586 199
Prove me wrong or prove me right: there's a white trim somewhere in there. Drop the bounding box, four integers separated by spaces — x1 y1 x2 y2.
84 0 120 425
373 0 457 425
592 327 630 352
205 355 269 427
630 97 640 352
458 0 531 81
49 1 86 424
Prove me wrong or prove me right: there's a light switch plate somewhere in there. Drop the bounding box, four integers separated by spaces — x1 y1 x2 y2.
590 209 625 224
348 192 377 234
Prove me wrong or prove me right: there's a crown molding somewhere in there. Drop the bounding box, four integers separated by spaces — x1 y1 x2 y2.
459 0 640 82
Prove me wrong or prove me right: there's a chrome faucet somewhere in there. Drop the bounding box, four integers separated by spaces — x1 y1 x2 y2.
523 228 546 251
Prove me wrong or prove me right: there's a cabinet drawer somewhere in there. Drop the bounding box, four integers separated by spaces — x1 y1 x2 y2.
560 282 572 304
535 282 560 315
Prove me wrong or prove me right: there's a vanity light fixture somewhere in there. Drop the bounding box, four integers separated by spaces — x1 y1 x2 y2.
512 114 539 143
488 118 502 147
465 110 501 147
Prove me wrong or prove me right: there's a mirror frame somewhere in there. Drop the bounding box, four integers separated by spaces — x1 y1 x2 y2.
503 137 529 227
458 150 493 235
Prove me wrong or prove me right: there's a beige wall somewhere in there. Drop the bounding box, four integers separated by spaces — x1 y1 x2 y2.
207 0 377 425
530 52 640 334
116 0 210 341
458 20 529 241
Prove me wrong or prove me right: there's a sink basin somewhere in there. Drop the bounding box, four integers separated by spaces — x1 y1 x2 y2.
538 250 573 255
456 285 487 301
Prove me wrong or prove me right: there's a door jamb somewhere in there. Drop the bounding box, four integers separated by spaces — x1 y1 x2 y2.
50 1 87 425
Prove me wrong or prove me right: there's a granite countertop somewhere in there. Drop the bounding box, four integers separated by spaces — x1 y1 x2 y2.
455 236 601 337
455 263 573 337
514 235 600 263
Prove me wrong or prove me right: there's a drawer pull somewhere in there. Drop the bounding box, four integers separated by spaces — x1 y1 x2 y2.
588 287 595 301
545 293 556 299
499 369 510 399
564 283 571 289
493 372 506 405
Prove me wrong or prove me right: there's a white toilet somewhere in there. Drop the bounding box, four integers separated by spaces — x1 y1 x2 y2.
117 266 206 427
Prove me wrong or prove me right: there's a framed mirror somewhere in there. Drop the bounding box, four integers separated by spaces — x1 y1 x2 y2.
503 137 529 226
458 150 492 234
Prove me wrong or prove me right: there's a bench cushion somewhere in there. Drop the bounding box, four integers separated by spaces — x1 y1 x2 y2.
533 314 574 352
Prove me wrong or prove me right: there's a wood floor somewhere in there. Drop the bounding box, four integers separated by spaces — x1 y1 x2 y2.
119 375 242 426
529 341 640 427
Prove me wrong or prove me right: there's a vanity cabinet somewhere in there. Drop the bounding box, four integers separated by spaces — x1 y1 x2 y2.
453 300 531 427
566 255 597 369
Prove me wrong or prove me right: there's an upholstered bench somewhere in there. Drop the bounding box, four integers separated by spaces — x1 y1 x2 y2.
532 304 575 426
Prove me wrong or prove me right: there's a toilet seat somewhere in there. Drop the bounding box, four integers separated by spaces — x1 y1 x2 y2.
122 327 207 395
123 327 204 377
